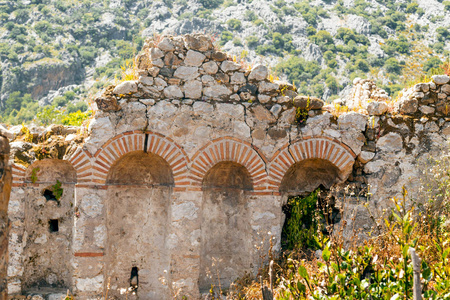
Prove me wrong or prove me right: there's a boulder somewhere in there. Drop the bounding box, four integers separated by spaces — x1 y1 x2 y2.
441 84 450 95
293 96 323 110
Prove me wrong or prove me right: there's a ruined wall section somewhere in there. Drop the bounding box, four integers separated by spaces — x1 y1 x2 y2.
0 127 12 300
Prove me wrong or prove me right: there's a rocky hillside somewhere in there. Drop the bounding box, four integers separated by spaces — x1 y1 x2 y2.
0 0 449 125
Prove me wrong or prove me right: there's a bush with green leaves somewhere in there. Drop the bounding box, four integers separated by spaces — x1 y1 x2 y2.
227 18 241 31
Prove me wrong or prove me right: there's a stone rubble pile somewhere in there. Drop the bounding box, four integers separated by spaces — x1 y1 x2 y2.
395 75 450 117
95 33 324 116
343 78 390 113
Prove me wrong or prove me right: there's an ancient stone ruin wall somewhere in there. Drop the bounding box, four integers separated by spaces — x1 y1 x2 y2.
0 128 12 300
5 33 450 299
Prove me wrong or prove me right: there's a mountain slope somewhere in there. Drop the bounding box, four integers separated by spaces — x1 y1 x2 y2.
0 0 449 125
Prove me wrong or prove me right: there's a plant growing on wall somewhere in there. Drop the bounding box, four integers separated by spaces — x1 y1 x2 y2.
52 180 63 200
30 167 40 183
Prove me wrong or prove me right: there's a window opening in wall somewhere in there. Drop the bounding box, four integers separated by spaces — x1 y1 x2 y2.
43 189 59 203
49 219 59 232
130 266 139 293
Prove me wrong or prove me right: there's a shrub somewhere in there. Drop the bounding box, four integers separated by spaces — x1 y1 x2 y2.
355 58 370 72
227 18 241 31
385 57 402 74
220 31 233 46
198 0 223 9
245 35 259 48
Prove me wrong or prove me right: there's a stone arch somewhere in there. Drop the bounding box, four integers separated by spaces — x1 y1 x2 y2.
268 136 356 192
25 159 77 184
92 131 189 186
203 161 253 190
190 137 267 189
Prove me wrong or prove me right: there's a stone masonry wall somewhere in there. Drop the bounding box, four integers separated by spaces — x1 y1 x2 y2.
0 127 12 300
4 33 450 299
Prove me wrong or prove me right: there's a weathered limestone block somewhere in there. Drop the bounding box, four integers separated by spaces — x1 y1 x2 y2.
396 97 418 115
184 50 206 67
203 84 232 99
164 85 184 99
149 47 165 60
112 81 138 95
441 84 450 95
174 66 200 81
293 96 324 110
202 61 218 74
157 37 175 52
248 64 268 81
0 126 13 140
230 72 246 84
180 80 201 99
0 135 11 300
95 95 120 112
338 112 367 131
84 117 115 155
358 151 375 163
377 132 403 152
432 75 450 85
367 101 388 115
220 61 241 73
259 81 279 93
183 34 213 51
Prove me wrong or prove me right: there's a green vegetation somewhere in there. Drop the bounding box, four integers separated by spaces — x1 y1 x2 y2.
282 190 321 251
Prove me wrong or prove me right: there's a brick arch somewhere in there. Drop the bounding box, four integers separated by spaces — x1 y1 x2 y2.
67 147 93 184
11 163 26 185
92 131 189 187
268 136 356 191
190 137 268 189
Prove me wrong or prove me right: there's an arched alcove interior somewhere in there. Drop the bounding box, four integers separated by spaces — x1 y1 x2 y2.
280 158 342 195
199 161 253 293
279 158 344 251
105 151 172 299
106 151 174 186
20 159 76 290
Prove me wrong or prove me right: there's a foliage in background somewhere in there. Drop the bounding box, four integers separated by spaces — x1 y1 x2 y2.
282 190 321 251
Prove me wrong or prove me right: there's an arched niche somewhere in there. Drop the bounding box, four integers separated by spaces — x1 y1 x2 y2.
106 151 174 186
18 159 76 291
280 158 341 195
203 161 252 190
25 159 76 183
199 161 253 294
105 151 172 299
